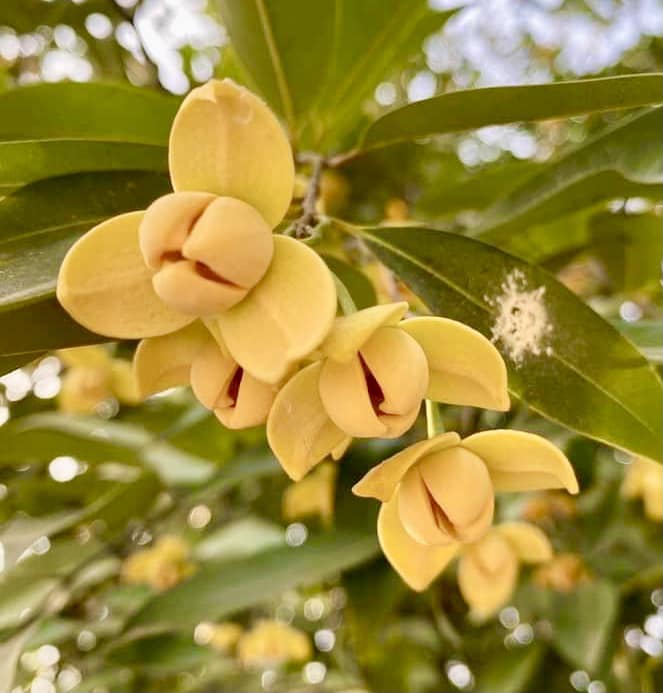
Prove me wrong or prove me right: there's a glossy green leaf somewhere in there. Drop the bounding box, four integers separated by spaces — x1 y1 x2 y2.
476 108 662 242
356 225 663 461
322 254 377 310
215 0 453 148
0 83 178 145
0 0 126 33
213 0 335 130
193 517 285 562
0 139 167 194
361 74 663 150
0 171 171 368
550 581 619 674
128 529 379 630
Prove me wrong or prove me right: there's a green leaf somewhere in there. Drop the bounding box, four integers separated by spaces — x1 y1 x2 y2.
476 108 662 242
361 74 663 150
0 171 171 367
0 83 178 145
612 320 663 364
476 643 545 693
322 254 377 310
193 516 285 562
549 581 619 674
213 0 335 131
128 529 379 631
0 139 167 194
0 414 215 486
356 225 663 461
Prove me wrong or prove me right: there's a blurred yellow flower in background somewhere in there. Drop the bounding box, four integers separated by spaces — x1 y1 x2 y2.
237 620 311 668
282 462 338 527
622 456 663 521
533 553 592 592
121 535 195 592
195 622 244 654
57 345 140 414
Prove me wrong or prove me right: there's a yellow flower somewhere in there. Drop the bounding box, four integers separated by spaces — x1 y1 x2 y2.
533 553 591 592
57 345 140 414
267 302 509 480
237 620 311 668
457 523 552 617
622 456 663 522
520 491 577 523
352 430 577 591
196 622 244 654
282 462 337 527
121 535 195 591
56 79 337 387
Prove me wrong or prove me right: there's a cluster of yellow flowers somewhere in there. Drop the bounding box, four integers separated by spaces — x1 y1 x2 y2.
121 535 196 591
56 79 579 599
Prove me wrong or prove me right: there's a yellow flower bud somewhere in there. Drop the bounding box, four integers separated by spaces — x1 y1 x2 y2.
237 620 311 668
190 335 276 429
457 531 518 617
319 326 428 438
397 447 494 546
121 535 195 592
140 193 273 316
282 462 337 527
58 367 111 414
202 622 244 653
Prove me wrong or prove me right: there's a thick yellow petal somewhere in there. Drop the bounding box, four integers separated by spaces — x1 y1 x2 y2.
418 447 494 544
321 302 408 363
352 432 461 502
109 360 141 405
169 79 294 228
401 317 510 411
457 535 519 617
57 346 111 370
397 466 452 545
215 371 277 430
361 327 429 415
462 430 579 494
133 322 209 397
215 236 336 384
496 522 553 563
189 332 238 409
378 496 459 591
319 355 385 437
57 212 194 339
266 362 348 481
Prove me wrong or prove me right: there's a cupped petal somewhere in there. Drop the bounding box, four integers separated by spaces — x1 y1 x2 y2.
378 496 459 591
360 327 429 415
457 535 518 617
398 467 453 545
401 317 509 411
133 321 210 397
189 331 237 409
169 79 294 228
496 522 553 564
321 302 408 363
379 404 422 439
418 447 494 544
215 371 277 430
266 362 349 481
57 212 194 339
215 236 336 384
319 355 385 438
352 432 461 502
462 430 579 494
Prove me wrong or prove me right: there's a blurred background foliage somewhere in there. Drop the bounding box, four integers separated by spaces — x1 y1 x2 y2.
0 1 661 692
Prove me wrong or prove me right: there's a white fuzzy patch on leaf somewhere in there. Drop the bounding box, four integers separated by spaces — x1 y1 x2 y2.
486 270 553 366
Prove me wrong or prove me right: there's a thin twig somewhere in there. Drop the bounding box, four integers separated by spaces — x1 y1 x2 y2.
293 154 324 238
